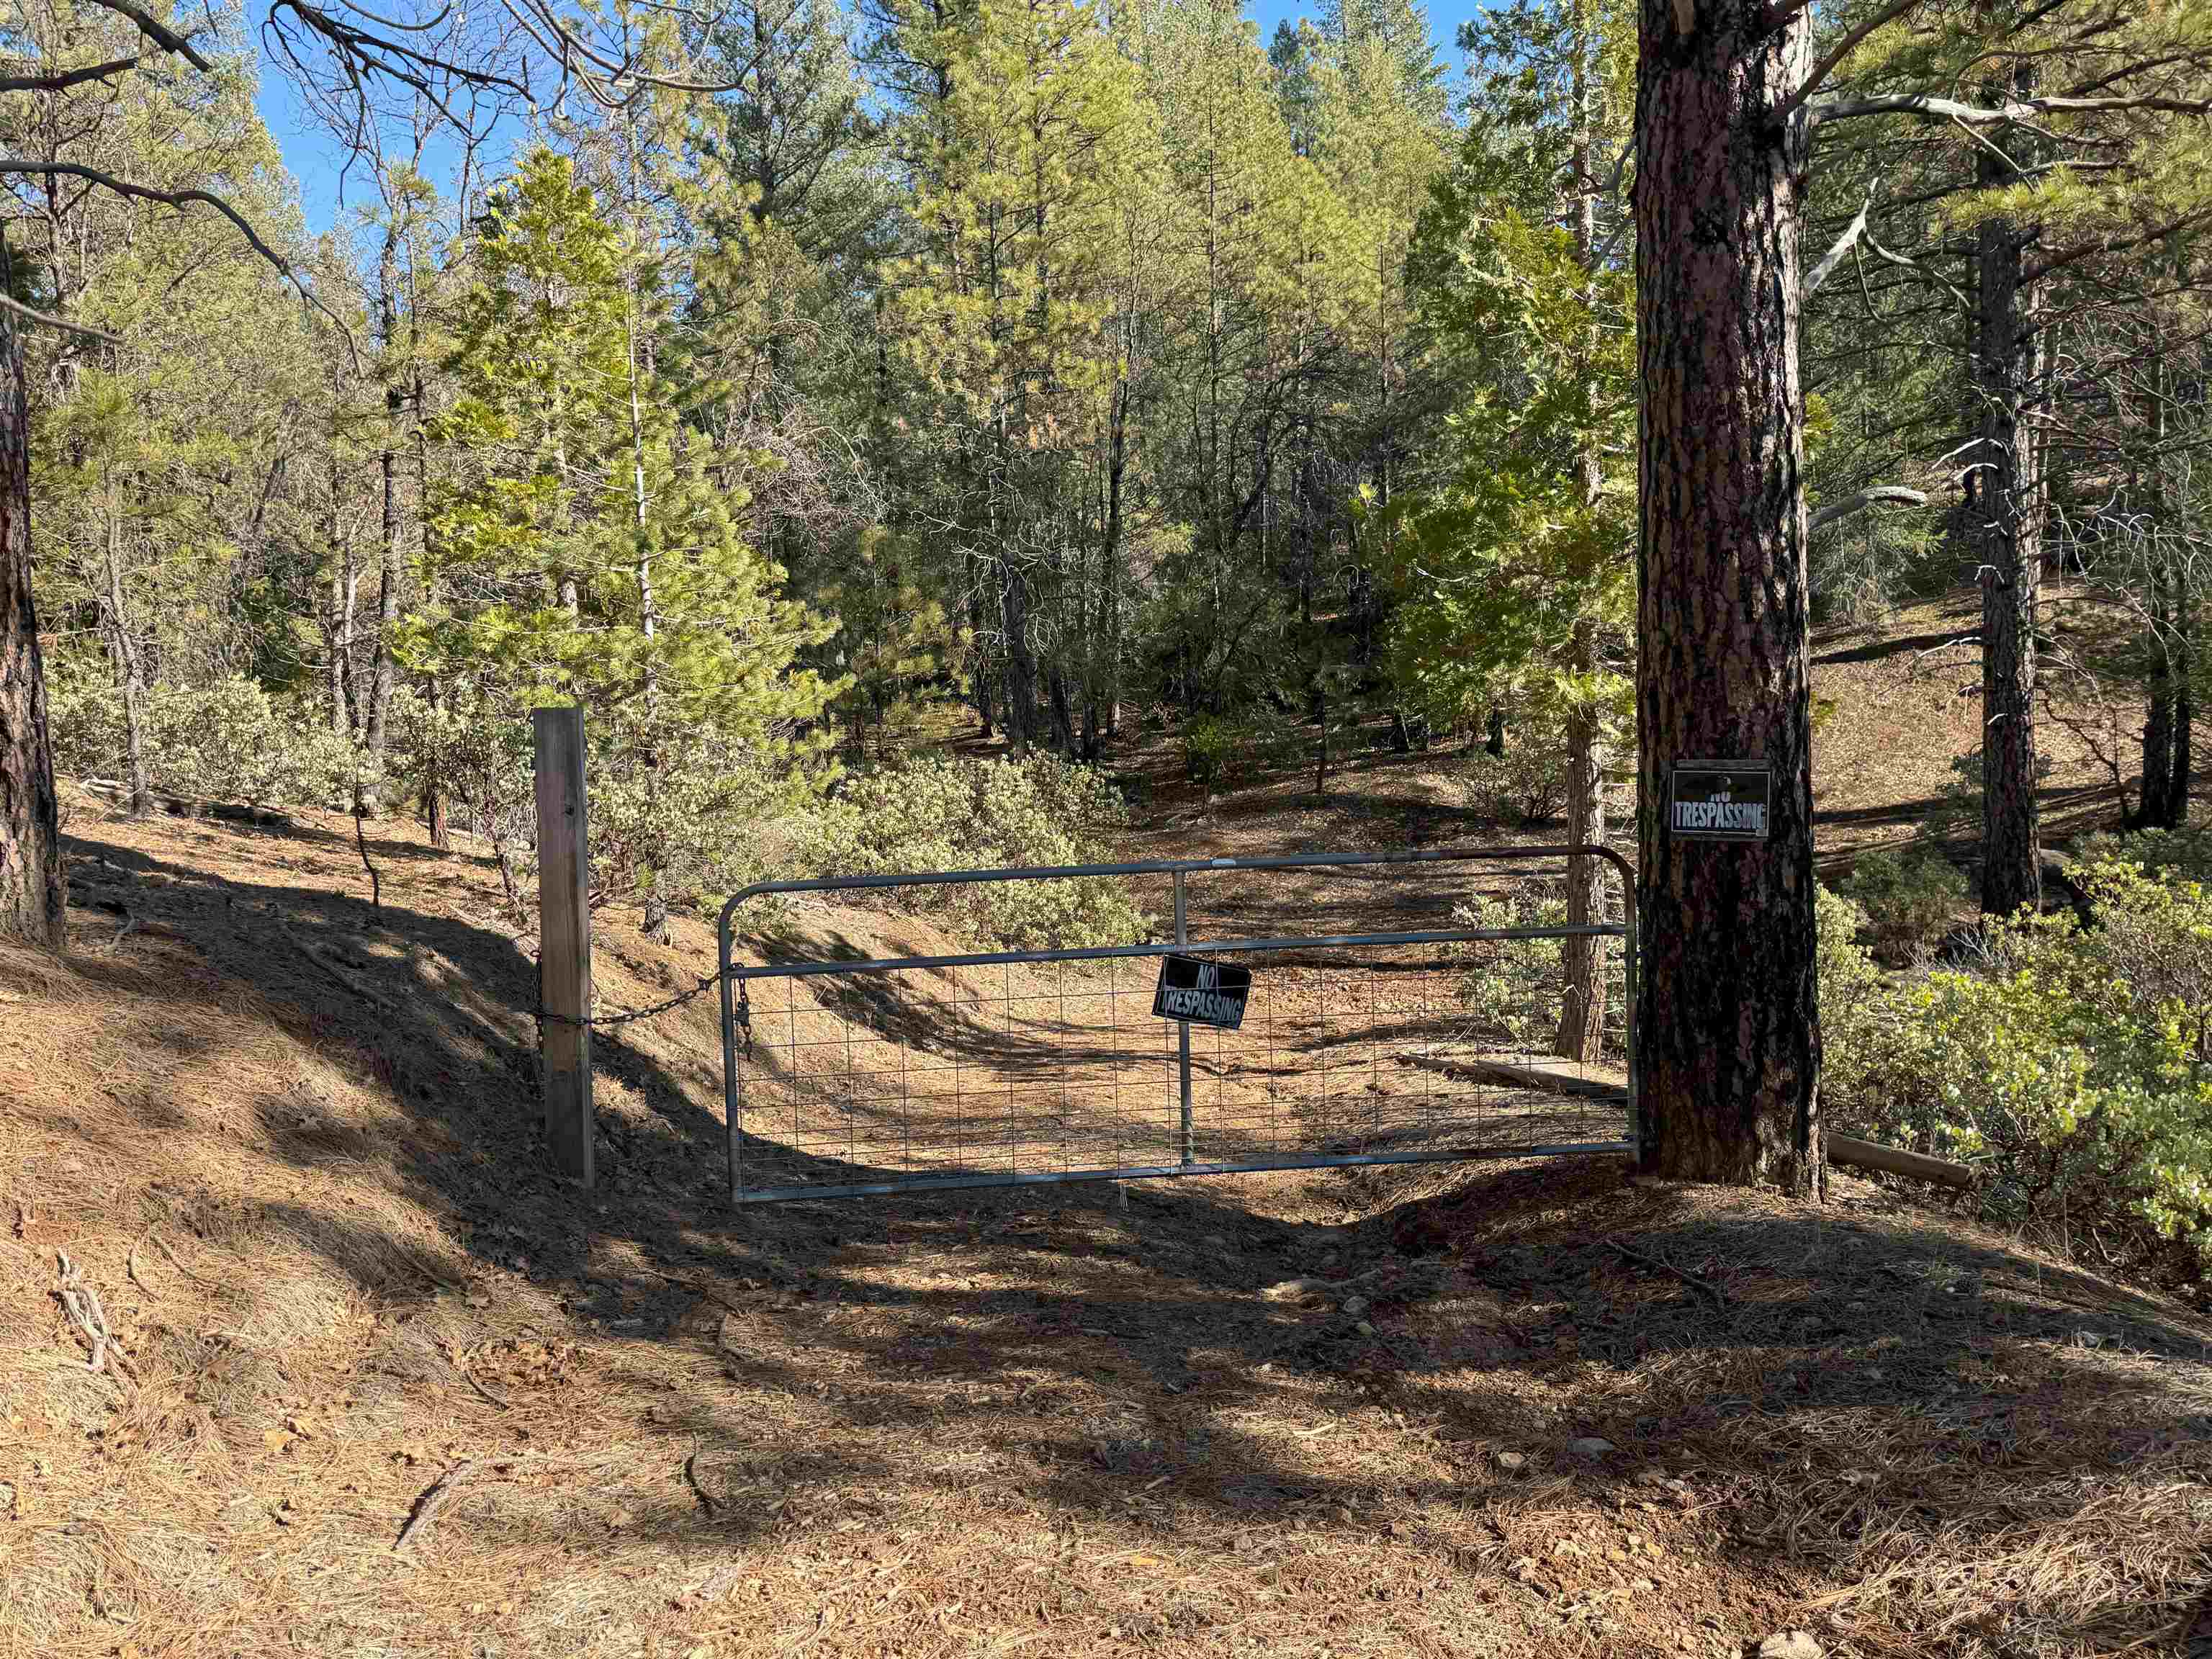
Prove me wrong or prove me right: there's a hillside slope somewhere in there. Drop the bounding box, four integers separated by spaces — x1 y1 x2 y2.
4 777 2209 1658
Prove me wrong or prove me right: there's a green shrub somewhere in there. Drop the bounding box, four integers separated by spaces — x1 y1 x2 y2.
2071 824 2212 885
1462 729 1569 826
1816 883 1887 1105
1452 889 1627 1053
1826 855 2212 1270
49 659 357 811
1845 845 1970 961
1182 713 1304 792
806 752 1146 948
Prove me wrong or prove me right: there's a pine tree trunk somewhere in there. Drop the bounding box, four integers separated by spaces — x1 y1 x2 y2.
2141 555 2175 827
1048 666 1075 757
1002 566 1035 756
1557 56 1609 1068
327 555 352 736
101 502 150 817
0 306 63 948
365 234 406 815
2168 562 2193 824
423 677 451 851
1555 626 1606 1063
1973 89 2045 915
1632 0 1820 1190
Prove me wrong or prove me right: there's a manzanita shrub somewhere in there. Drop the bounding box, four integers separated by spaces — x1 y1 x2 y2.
1823 853 2212 1273
806 754 1146 949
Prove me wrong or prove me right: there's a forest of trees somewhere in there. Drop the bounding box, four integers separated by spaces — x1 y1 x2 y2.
0 0 2208 1187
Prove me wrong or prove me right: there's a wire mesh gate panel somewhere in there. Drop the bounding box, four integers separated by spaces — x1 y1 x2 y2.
714 847 1637 1205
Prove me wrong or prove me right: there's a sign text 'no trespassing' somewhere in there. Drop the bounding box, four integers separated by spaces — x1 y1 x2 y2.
1151 954 1251 1030
1671 759 1773 843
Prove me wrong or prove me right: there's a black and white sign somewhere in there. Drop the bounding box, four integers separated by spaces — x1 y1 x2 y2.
1671 759 1773 842
1151 954 1251 1030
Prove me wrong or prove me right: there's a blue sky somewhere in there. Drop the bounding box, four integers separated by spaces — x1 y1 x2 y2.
258 0 1484 235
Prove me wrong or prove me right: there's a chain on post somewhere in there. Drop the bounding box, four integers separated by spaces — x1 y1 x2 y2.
536 971 725 1030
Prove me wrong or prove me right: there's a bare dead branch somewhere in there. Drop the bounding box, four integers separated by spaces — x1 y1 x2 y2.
1806 179 1877 297
0 290 120 344
1773 0 1924 127
1809 90 2212 130
0 157 295 279
392 1460 475 1552
1810 485 1930 534
0 51 162 94
0 157 359 364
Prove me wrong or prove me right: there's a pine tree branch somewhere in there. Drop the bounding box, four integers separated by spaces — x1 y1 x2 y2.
2028 204 2212 283
1809 90 2212 130
0 291 121 344
1805 179 1877 297
0 50 166 94
1861 230 1974 313
1773 0 1923 127
1809 486 1928 534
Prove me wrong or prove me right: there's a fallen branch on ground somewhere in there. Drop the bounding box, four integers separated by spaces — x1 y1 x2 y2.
394 1460 476 1553
1829 1133 1975 1190
55 1251 132 1375
1606 1236 1730 1308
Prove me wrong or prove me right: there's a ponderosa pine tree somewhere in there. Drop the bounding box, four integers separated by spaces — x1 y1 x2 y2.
1633 0 1822 1188
1391 0 1635 1062
1795 0 2212 914
405 149 836 915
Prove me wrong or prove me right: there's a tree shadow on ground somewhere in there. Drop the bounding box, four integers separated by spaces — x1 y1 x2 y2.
32 813 2212 1658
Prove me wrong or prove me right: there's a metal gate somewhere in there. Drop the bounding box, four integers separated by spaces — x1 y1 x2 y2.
714 846 1637 1205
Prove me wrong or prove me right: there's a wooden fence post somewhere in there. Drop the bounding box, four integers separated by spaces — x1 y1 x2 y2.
534 706 593 1189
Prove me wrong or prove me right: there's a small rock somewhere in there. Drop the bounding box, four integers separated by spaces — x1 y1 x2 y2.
1496 1451 1527 1472
1570 1437 1615 1460
1354 1320 1376 1337
1756 1633 1823 1659
1262 1277 1318 1302
1341 1296 1370 1318
1202 1233 1230 1249
1631 1576 1655 1592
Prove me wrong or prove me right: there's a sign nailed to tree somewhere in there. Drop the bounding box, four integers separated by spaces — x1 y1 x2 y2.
1151 955 1251 1030
1671 760 1773 842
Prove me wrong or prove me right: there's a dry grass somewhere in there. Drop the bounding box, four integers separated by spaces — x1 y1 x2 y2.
3 626 2211 1658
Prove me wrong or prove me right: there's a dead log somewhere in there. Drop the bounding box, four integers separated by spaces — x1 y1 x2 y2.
1828 1133 1974 1190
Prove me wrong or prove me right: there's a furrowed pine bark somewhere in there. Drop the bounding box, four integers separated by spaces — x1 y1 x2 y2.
1633 0 1820 1190
0 302 63 948
1973 72 2044 917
